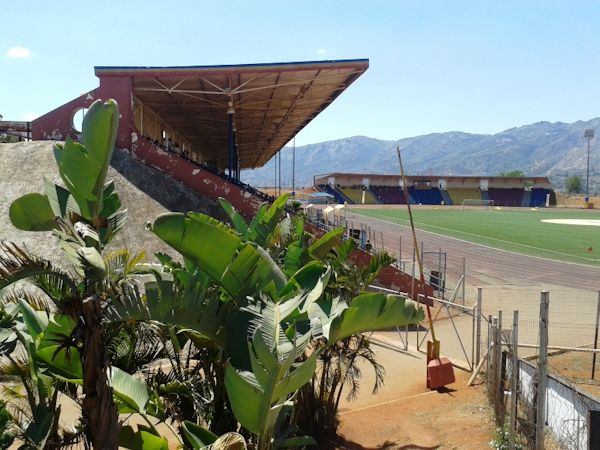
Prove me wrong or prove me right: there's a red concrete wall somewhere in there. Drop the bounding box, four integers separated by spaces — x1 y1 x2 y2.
30 73 264 218
304 223 433 302
96 76 133 149
32 90 97 141
349 249 434 302
130 137 264 218
31 75 132 150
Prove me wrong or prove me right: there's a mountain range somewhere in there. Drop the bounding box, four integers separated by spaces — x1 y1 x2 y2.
241 118 600 191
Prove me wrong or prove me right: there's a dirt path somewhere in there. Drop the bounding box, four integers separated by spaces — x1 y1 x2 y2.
333 339 493 450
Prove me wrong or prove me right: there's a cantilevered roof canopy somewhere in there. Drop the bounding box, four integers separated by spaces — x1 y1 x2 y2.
95 59 368 169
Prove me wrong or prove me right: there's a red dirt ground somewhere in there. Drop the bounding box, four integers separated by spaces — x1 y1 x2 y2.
544 351 600 399
335 372 492 450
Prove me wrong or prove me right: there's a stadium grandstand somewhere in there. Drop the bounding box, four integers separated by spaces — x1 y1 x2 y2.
0 59 436 297
0 59 369 217
314 173 555 207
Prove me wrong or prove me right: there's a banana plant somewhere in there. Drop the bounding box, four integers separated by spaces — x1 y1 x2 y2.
2 99 134 449
294 237 398 439
219 196 346 277
0 299 63 449
219 194 289 248
0 293 177 449
143 209 424 449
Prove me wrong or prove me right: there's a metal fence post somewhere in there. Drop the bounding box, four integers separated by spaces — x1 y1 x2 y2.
398 236 402 269
535 291 549 450
487 315 493 392
471 302 476 372
509 310 519 450
462 257 466 305
411 247 416 299
476 287 483 367
496 311 504 423
437 247 442 299
592 290 600 380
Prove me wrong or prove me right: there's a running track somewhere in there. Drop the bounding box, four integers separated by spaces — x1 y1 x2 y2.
345 208 600 291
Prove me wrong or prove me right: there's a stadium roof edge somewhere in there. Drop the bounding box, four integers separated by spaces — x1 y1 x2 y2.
94 59 369 75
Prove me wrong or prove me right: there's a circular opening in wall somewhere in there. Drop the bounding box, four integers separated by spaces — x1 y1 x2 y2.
72 107 89 133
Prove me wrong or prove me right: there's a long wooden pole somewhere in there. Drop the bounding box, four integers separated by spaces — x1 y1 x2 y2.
467 347 490 386
396 147 436 343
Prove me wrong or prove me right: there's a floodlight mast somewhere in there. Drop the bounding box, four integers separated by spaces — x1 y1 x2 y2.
585 128 594 198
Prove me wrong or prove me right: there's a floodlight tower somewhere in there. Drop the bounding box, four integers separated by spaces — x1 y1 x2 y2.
585 128 594 198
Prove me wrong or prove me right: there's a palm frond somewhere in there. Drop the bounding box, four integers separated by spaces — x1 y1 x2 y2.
105 278 227 348
0 287 53 312
0 242 78 300
104 249 147 281
57 421 87 449
146 367 213 419
106 321 165 372
0 357 30 382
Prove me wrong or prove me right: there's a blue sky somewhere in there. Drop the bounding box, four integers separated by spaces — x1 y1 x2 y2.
3 1 600 145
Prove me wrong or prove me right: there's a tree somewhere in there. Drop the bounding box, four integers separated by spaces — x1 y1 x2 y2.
294 239 394 441
2 99 130 448
566 175 583 194
498 170 525 177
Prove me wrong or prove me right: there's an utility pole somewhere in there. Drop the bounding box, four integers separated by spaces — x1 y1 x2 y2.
585 128 594 200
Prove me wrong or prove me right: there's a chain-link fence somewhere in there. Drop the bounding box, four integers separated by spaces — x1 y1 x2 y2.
480 287 600 360
484 293 600 450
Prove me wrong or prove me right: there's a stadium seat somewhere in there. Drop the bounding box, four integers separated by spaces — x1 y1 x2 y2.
339 187 379 204
317 185 348 204
371 186 409 204
530 188 549 207
488 188 525 207
408 187 444 205
447 188 481 205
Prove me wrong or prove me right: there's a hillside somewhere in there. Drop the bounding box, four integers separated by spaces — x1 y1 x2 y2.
241 118 600 191
0 141 225 263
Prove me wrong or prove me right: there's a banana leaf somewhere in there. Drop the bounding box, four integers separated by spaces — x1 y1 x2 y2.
327 293 424 343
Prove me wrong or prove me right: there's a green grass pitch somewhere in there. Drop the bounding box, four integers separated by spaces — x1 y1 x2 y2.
351 207 600 266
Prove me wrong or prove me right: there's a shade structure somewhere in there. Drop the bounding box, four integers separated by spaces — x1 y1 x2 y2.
95 59 369 170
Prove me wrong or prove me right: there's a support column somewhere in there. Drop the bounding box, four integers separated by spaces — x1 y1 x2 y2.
292 137 296 196
278 150 282 196
236 143 240 181
227 102 235 178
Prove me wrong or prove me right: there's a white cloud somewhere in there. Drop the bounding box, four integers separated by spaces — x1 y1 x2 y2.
7 46 32 59
21 112 39 121
317 48 326 55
